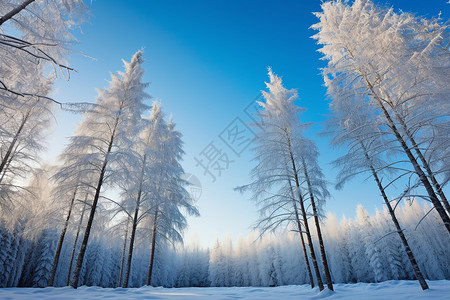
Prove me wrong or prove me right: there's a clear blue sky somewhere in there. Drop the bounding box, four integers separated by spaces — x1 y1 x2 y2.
47 0 450 248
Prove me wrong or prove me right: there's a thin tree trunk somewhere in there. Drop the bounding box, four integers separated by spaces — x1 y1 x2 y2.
0 0 36 26
395 115 450 215
377 101 450 234
70 131 116 288
121 215 134 288
0 111 30 179
302 158 334 291
361 143 429 290
48 186 78 286
410 141 450 215
118 218 130 287
146 208 158 286
123 154 147 288
66 199 87 286
360 72 450 234
295 176 324 291
287 138 324 291
0 135 20 182
295 204 315 288
288 178 314 288
0 147 15 183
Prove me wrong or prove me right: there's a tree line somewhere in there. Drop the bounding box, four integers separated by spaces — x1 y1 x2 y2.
0 201 448 288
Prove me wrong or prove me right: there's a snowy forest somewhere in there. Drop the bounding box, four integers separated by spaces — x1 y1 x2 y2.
0 0 449 296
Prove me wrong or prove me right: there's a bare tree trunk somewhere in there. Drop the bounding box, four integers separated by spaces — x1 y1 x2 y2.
146 208 158 286
121 214 134 288
377 102 450 234
361 143 429 290
0 111 30 179
287 138 324 291
123 155 147 288
118 218 130 287
411 143 450 215
0 146 16 182
395 115 450 215
66 199 87 286
48 186 78 286
288 178 314 288
0 0 36 26
360 72 450 234
296 180 324 291
70 131 116 288
295 204 315 288
302 159 334 291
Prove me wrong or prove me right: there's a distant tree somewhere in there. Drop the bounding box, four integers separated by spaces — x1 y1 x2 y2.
347 207 373 282
31 228 57 287
258 242 283 286
0 221 15 287
209 238 228 287
84 239 104 286
322 214 352 283
4 166 58 287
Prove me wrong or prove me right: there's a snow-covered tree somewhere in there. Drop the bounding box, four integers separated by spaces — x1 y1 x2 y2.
0 73 53 214
64 198 88 285
144 111 199 286
176 244 209 287
325 91 429 289
31 228 57 287
68 50 150 288
120 102 172 288
0 0 88 101
312 0 450 233
1 166 59 287
237 68 333 290
47 152 97 286
116 216 130 287
209 238 229 287
258 241 283 286
0 0 89 219
83 239 104 286
323 214 352 283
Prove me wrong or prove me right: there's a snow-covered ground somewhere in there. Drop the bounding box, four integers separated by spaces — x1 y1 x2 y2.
0 280 448 300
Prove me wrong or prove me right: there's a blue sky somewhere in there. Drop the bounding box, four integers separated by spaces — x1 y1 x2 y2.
48 0 450 248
